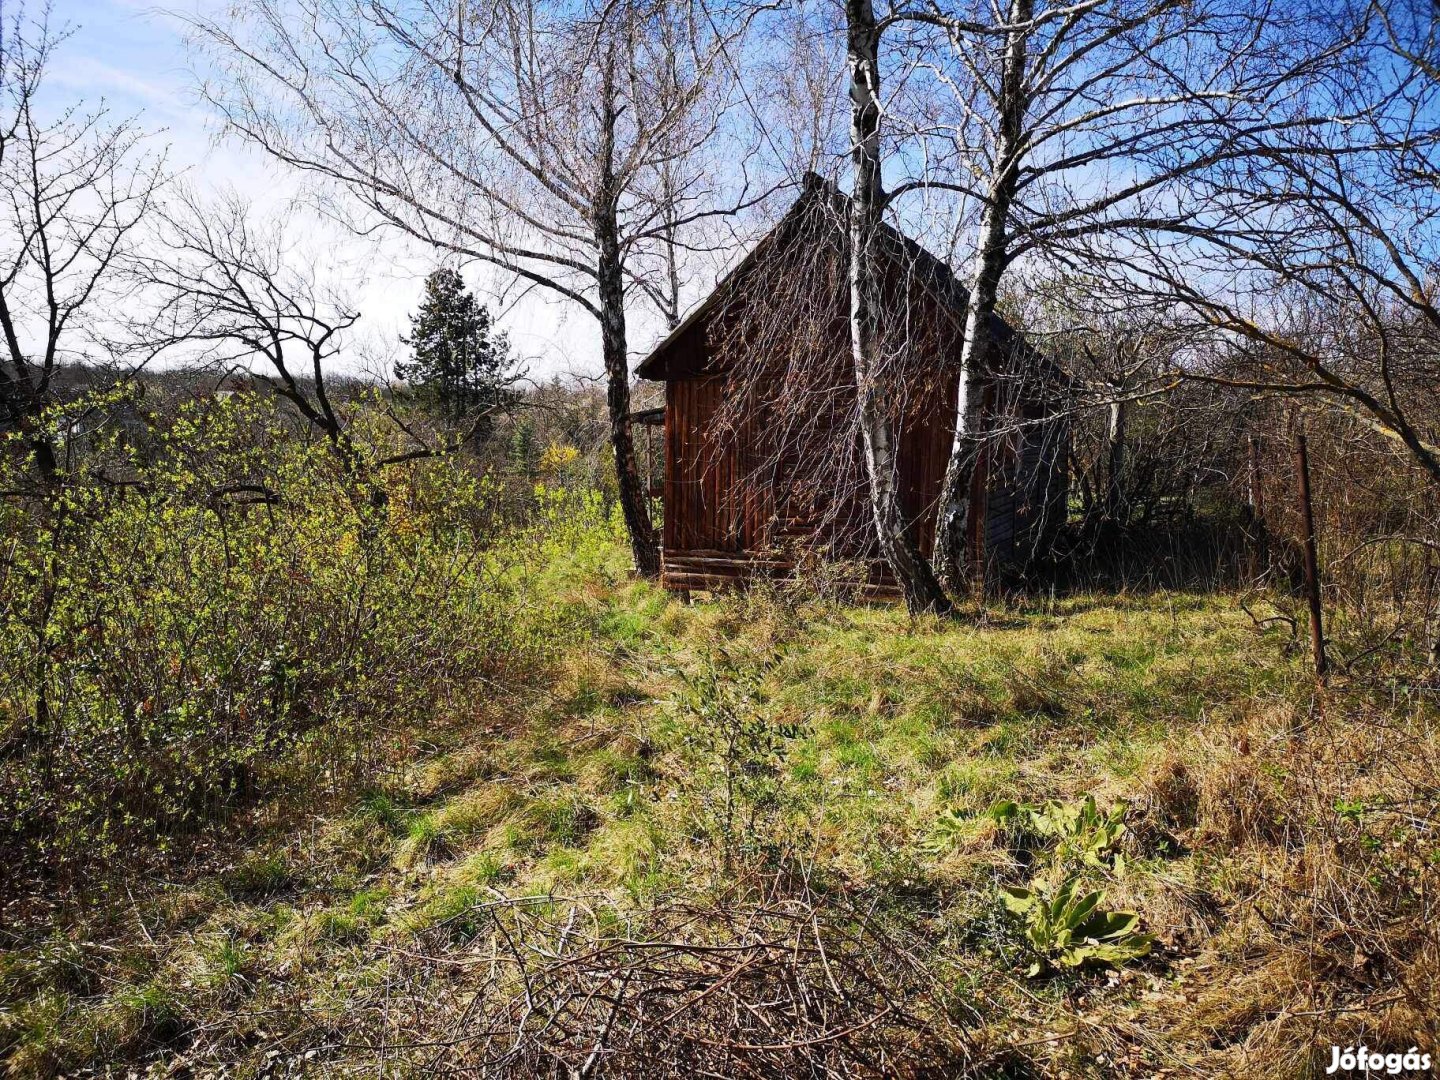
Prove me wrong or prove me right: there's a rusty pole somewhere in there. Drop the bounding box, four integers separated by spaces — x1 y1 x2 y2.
1292 432 1327 680
967 437 990 607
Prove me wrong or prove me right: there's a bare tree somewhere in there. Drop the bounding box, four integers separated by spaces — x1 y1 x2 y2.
819 0 1357 605
891 0 1367 590
1026 284 1265 546
0 5 164 482
1106 1 1440 490
844 0 951 614
135 188 540 500
185 0 770 577
134 189 376 479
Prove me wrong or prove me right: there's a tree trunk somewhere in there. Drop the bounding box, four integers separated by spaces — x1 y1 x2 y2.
597 233 660 578
934 299 993 592
1105 385 1127 523
659 162 684 332
595 58 660 579
29 431 59 484
1293 432 1327 681
933 0 1032 594
845 0 951 617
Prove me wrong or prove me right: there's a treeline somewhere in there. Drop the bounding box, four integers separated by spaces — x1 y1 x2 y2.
1021 287 1440 668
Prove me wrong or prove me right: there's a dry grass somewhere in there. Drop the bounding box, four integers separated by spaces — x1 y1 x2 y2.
1 571 1436 1077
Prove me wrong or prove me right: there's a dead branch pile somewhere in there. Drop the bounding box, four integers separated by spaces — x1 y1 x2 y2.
284 892 971 1078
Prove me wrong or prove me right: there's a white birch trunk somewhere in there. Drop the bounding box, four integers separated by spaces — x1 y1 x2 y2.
845 0 950 615
933 0 1033 592
1106 383 1127 522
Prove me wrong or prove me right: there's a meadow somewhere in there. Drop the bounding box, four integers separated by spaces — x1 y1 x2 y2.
3 429 1435 1076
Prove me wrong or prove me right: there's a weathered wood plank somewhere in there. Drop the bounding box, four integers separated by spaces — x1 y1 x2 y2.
645 186 1069 586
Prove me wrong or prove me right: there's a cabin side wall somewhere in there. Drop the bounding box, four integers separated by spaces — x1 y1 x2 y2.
660 376 1066 591
660 363 962 593
665 377 731 555
652 244 1067 591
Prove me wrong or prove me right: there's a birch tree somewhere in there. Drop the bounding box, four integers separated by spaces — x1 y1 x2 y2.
844 0 951 614
827 0 1353 604
888 0 1362 590
187 0 764 577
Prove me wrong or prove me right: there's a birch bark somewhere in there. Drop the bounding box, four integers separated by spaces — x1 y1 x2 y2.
846 0 951 615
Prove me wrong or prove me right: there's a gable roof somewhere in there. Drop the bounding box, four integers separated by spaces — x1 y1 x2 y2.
635 173 1026 381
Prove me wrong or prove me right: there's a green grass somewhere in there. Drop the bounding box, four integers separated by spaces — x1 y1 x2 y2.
3 559 1436 1077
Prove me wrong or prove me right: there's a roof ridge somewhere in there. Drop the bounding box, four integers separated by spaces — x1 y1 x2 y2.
635 179 1025 380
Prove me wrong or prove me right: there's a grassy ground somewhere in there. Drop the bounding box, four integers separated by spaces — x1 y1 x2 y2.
2 549 1437 1077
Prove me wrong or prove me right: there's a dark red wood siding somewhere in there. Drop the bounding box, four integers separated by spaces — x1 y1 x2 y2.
646 193 1066 592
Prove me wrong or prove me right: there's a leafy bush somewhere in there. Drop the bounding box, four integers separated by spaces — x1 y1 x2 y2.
0 390 620 881
925 792 1129 870
991 794 1130 871
925 792 1150 977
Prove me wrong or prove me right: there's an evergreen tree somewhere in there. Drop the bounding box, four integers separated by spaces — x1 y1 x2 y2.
396 269 519 428
508 415 538 479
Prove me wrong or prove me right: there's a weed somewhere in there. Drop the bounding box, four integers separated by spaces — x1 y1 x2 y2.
994 794 1131 871
198 935 252 988
675 652 803 868
358 792 408 831
456 849 511 886
515 792 598 849
1001 875 1154 977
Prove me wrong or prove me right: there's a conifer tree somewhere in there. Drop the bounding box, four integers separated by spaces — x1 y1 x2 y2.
396 269 519 428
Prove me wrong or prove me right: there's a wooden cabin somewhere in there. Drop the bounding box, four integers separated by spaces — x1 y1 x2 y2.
636 176 1069 595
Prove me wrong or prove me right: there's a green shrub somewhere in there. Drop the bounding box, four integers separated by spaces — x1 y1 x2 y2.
0 391 620 880
926 793 1130 869
991 794 1130 870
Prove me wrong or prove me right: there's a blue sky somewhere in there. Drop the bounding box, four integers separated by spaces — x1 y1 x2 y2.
43 0 607 379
